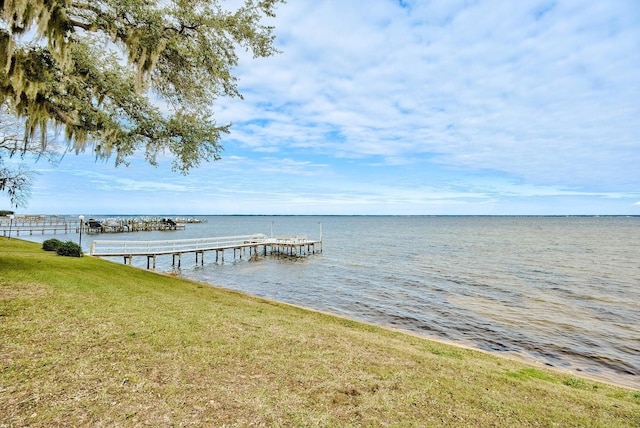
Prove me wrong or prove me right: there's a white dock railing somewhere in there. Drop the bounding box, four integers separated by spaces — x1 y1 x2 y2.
90 234 269 256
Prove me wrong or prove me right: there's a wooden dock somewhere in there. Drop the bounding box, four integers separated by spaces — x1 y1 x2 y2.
83 217 185 234
89 234 322 269
1 215 73 237
0 215 186 236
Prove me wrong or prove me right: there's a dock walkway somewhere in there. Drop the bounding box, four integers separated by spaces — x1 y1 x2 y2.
0 215 187 236
1 215 72 236
90 234 322 269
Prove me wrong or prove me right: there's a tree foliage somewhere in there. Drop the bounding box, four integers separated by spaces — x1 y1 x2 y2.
0 161 31 207
0 103 36 207
0 0 283 175
0 102 62 207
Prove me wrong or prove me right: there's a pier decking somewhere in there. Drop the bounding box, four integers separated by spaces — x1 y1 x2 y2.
1 215 72 236
83 218 185 234
0 215 187 236
90 234 322 269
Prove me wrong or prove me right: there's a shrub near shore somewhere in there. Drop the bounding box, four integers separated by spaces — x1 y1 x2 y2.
1 238 638 426
42 238 83 257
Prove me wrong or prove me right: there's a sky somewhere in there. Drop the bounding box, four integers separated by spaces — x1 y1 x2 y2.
3 0 640 215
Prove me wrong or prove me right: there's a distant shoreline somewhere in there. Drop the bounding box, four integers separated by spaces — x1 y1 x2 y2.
4 213 640 218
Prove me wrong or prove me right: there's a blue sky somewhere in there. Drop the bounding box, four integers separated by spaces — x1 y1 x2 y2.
3 0 640 215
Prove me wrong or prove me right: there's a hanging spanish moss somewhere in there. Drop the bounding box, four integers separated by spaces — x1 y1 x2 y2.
0 0 282 173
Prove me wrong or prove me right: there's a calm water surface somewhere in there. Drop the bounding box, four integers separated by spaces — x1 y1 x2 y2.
21 216 640 389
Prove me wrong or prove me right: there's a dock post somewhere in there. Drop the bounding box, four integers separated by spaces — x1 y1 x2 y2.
147 255 156 269
172 254 182 268
170 253 181 268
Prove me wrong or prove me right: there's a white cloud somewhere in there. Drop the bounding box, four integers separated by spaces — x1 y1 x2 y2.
220 0 640 191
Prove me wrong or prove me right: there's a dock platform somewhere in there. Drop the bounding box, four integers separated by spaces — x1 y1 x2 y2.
0 215 187 236
90 234 322 269
1 215 72 236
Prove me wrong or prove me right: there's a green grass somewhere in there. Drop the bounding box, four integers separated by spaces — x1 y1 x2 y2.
1 238 639 427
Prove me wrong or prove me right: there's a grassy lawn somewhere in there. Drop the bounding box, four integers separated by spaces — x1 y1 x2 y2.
1 238 638 427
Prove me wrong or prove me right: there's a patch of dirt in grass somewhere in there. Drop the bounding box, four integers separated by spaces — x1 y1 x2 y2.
0 282 50 300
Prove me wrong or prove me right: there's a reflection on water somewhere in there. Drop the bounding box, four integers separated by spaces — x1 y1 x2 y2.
20 215 640 389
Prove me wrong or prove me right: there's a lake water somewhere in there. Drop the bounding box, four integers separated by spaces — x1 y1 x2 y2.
18 215 640 389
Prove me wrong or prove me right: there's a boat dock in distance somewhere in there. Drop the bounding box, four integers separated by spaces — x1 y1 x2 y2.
90 234 322 269
0 215 190 236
